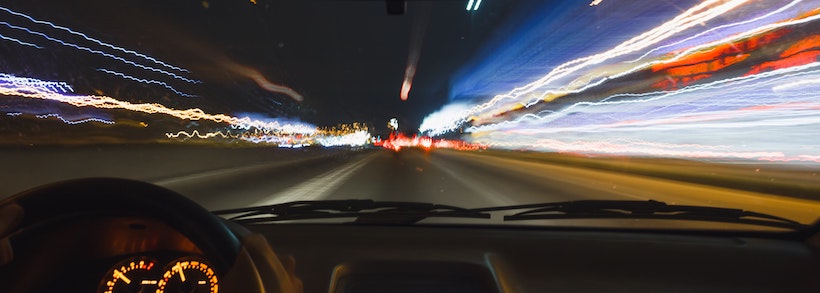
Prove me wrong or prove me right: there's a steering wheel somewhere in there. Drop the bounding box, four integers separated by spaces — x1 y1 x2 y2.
5 177 240 273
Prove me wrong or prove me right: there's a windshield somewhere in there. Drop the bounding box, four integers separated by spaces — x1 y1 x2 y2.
2 0 819 231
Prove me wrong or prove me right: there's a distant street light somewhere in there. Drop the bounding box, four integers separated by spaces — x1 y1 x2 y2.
388 118 399 131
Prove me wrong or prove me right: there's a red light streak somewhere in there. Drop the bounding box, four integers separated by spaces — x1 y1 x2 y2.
375 132 486 152
650 27 792 90
747 34 820 76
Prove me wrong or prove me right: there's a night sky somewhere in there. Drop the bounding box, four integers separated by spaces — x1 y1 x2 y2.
3 0 520 135
3 0 818 162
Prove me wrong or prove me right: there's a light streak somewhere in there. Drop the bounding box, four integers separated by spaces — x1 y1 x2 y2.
97 69 197 98
0 6 190 74
0 21 199 84
464 62 820 162
316 130 371 147
422 0 758 134
589 0 604 6
0 73 73 93
467 62 820 132
466 0 475 11
315 123 373 147
221 61 303 102
773 79 820 91
0 73 314 134
166 130 233 139
473 0 483 11
167 123 375 147
419 103 470 136
167 128 317 147
648 12 820 79
482 139 794 161
625 0 805 64
1 7 363 146
482 0 749 106
6 111 114 125
0 32 41 48
466 0 485 11
279 143 309 148
317 122 371 135
375 132 486 152
400 72 413 101
400 6 430 101
420 1 820 163
34 113 115 125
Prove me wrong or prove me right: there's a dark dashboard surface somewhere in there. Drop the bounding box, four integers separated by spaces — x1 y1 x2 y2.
251 224 820 293
0 216 209 292
2 211 820 292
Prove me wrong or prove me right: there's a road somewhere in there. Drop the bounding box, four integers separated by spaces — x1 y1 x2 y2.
2 146 819 226
157 148 820 225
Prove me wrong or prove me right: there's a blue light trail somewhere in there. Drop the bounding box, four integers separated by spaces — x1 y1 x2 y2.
0 6 190 74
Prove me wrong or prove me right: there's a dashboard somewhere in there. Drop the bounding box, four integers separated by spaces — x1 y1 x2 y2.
253 224 820 293
1 178 820 293
0 215 218 292
8 216 820 292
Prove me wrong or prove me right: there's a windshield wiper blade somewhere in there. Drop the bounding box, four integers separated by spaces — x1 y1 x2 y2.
212 199 490 224
472 200 807 230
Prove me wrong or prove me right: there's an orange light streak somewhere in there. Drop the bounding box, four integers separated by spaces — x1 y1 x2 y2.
0 82 314 134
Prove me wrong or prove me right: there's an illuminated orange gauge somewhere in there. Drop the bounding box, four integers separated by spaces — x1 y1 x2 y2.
97 257 160 293
156 257 219 293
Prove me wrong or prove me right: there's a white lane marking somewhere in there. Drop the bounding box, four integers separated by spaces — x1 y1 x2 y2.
150 152 349 186
152 157 325 186
252 154 376 206
152 163 276 186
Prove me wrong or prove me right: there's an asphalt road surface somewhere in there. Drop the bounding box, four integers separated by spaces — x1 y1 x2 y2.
3 146 819 227
155 148 820 225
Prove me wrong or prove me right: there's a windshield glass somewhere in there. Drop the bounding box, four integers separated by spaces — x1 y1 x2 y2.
2 0 819 231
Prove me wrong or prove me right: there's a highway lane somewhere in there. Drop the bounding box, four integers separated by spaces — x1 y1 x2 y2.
433 150 820 224
161 147 820 225
0 145 351 199
3 145 819 227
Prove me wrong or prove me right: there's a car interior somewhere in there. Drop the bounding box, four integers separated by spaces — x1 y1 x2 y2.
1 178 819 292
2 0 820 292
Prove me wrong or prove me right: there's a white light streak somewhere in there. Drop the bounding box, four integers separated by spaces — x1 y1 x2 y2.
466 0 475 11
473 0 483 11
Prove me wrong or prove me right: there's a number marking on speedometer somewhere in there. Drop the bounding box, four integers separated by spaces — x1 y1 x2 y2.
98 257 159 293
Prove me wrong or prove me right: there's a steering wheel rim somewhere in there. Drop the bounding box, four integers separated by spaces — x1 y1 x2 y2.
6 177 240 273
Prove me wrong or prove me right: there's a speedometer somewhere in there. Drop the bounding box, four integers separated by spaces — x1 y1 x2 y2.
97 257 160 293
156 257 219 293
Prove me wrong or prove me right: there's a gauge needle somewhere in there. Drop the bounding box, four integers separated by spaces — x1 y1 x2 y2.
113 269 131 284
173 263 186 282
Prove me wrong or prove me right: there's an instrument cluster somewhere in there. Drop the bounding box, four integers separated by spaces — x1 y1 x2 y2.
98 256 218 293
